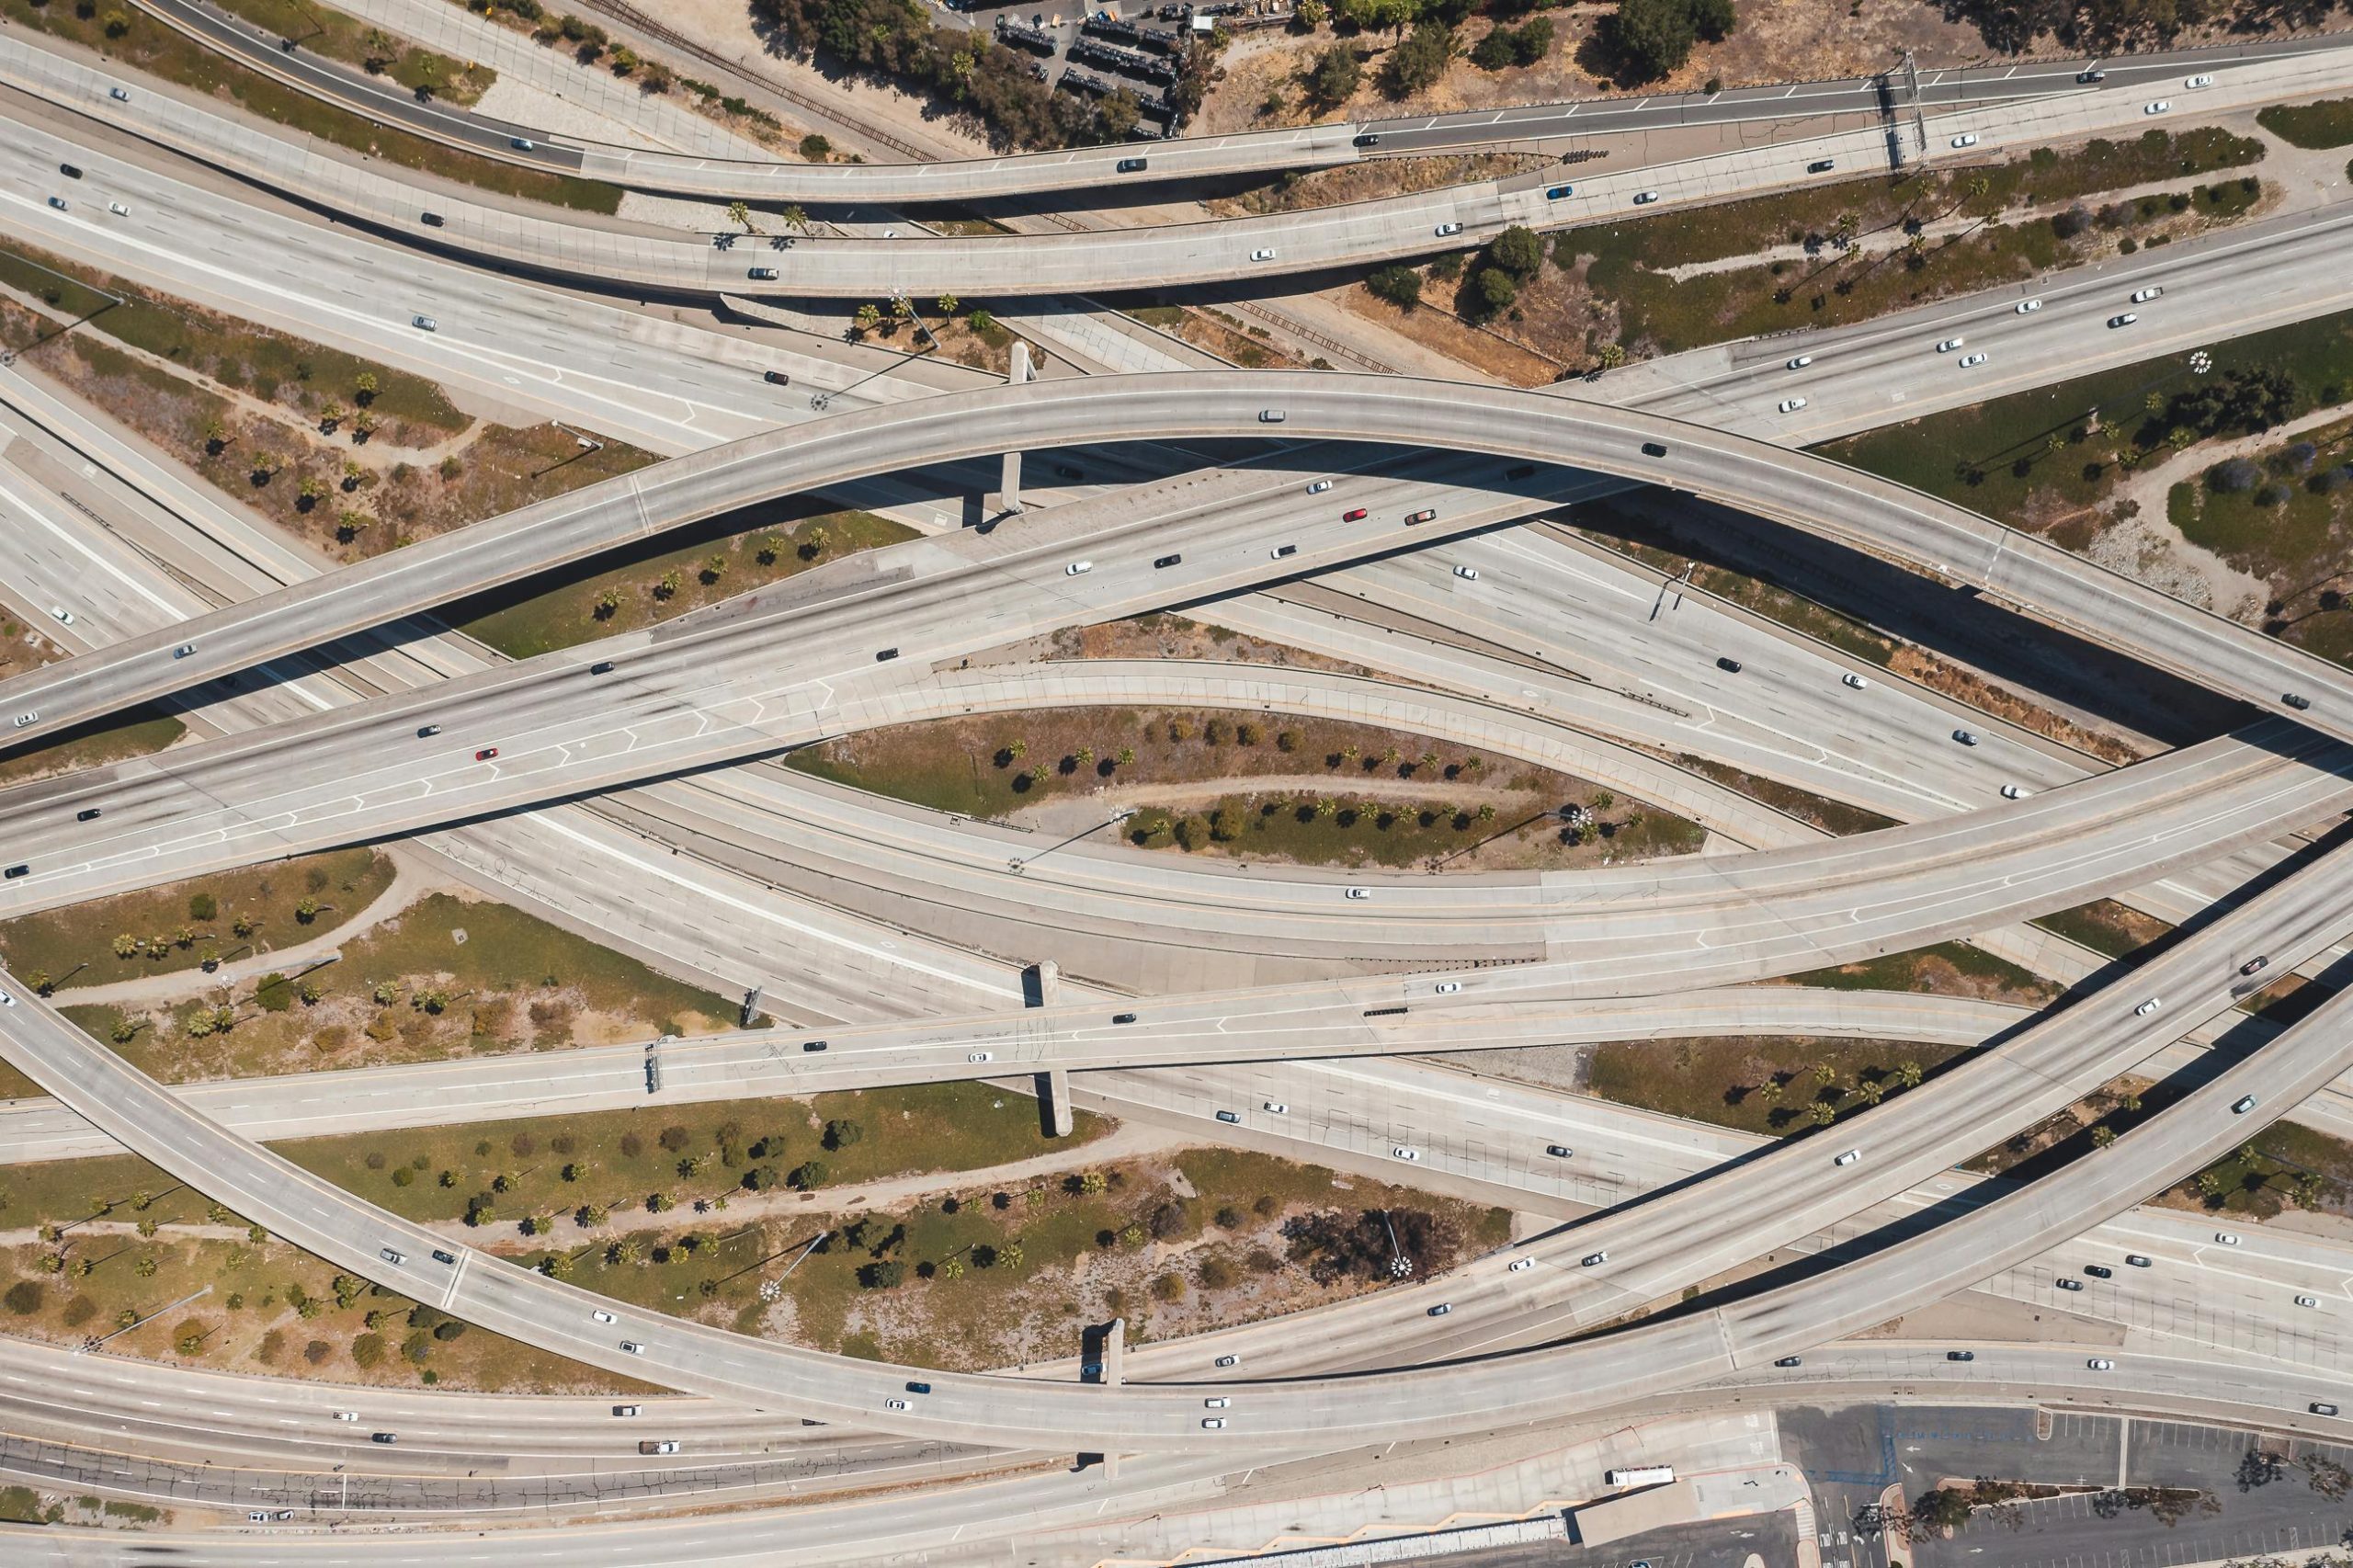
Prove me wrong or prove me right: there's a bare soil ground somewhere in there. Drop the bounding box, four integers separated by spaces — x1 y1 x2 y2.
1199 0 1987 137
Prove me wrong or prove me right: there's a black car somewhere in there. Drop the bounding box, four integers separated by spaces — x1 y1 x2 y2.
1642 441 1668 458
1774 1356 1802 1368
421 211 447 228
2284 693 2313 710
431 1249 457 1265
764 369 791 385
371 1432 399 1444
1116 157 1147 172
76 808 101 822
1716 656 1743 673
1353 132 1380 148
1946 1349 1975 1361
1054 464 1084 480
1112 1012 1138 1024
2084 1264 2113 1278
1545 1143 1571 1157
59 163 81 178
875 648 900 662
590 661 615 675
4 865 27 880
801 1040 829 1052
416 724 441 738
905 1381 932 1394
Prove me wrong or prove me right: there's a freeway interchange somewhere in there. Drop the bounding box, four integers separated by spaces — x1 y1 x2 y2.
2 6 2353 1562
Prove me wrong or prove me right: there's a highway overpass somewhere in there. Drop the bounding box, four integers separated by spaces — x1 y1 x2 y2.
11 31 2352 296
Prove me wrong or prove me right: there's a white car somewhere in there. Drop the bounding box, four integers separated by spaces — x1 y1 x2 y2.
1064 560 1092 575
333 1410 358 1421
2297 1295 2319 1308
2131 286 2163 303
884 1398 910 1411
412 314 438 331
2016 298 2042 313
1250 247 1277 261
1346 887 1370 901
1950 132 1979 148
2087 1358 2115 1370
1434 981 1461 994
49 606 74 625
0 990 13 1008
1631 190 1661 204
2109 312 2138 327
1507 1257 1535 1272
2133 997 2161 1017
1214 1354 1239 1368
2186 73 2214 87
2216 1232 2240 1245
1778 397 1808 413
968 1051 994 1063
1453 564 1480 580
592 1310 617 1324
1841 672 1869 689
1434 221 1462 237
1392 1146 1421 1162
1262 1101 1288 1114
1306 479 1332 494
1201 1417 1226 1429
1936 336 1965 352
2234 1094 2258 1114
109 85 129 100
1833 1149 1860 1166
108 201 128 216
613 1405 642 1417
1958 352 1987 368
1787 354 1813 369
2000 784 2030 800
1204 1397 1230 1408
2144 99 2170 114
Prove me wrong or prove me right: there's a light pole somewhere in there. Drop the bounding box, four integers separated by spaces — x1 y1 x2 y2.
1010 808 1136 875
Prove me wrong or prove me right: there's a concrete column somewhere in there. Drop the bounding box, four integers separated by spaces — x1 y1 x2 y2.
996 340 1033 517
1029 960 1073 1136
1100 1316 1127 1479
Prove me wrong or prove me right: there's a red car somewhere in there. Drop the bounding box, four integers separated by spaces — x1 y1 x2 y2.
475 747 500 761
1342 507 1369 522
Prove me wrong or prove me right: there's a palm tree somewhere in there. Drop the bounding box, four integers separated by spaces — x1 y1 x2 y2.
779 205 811 234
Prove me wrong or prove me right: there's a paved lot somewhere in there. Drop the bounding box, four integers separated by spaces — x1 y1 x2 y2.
1781 1402 2353 1568
1449 1512 1799 1568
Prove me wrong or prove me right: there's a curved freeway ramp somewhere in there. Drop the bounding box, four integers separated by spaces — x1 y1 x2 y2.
2 372 2348 771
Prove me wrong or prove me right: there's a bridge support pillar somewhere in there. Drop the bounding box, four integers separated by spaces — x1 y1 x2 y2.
995 340 1034 517
1099 1316 1126 1478
1029 960 1074 1136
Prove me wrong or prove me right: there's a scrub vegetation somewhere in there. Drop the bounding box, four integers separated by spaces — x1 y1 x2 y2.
789 705 1708 869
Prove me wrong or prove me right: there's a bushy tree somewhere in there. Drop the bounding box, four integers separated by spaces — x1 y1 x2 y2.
1487 224 1543 278
1307 42 1361 105
1367 265 1424 308
1611 0 1733 82
1380 22 1454 98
